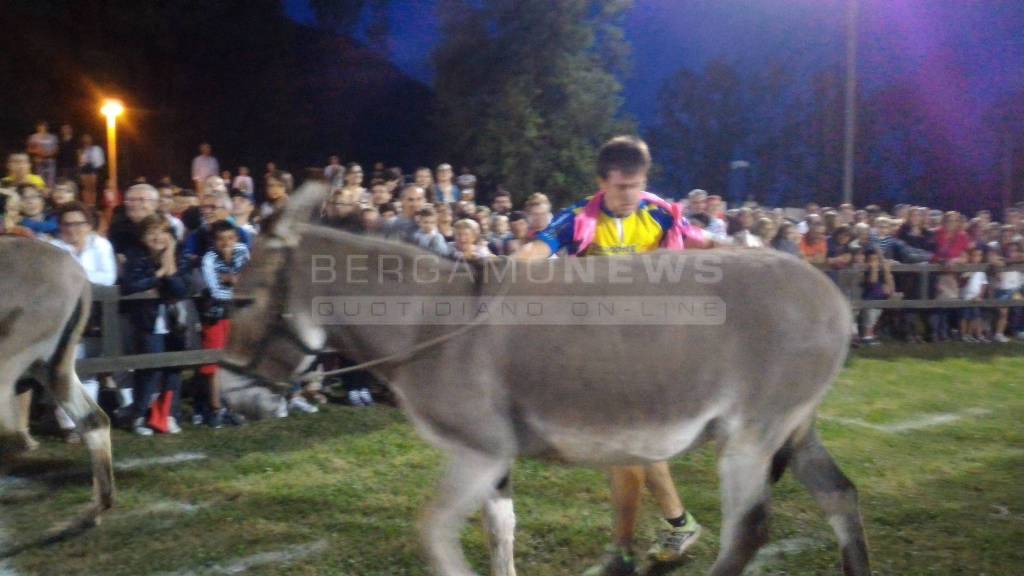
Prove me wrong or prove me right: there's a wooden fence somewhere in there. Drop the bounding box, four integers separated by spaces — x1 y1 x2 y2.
75 263 1024 375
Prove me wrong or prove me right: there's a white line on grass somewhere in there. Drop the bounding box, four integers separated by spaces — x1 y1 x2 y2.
822 407 991 433
743 537 821 576
115 452 208 471
154 540 328 576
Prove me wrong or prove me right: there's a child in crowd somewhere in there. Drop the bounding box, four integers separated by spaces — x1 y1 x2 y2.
488 213 513 255
198 220 250 427
412 206 449 256
448 218 493 261
993 241 1023 342
959 245 989 342
859 247 895 345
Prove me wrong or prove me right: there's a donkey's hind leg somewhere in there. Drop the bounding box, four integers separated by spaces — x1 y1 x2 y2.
789 428 870 576
482 472 516 576
50 366 114 519
709 443 773 576
423 448 510 576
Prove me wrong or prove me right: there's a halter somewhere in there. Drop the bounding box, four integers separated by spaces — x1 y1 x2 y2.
228 228 511 384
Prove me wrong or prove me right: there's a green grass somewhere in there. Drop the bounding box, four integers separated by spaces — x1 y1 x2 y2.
3 343 1023 575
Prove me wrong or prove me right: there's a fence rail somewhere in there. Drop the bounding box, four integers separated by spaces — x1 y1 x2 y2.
76 262 1024 375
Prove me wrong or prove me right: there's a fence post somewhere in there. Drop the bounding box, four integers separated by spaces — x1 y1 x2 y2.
94 285 123 358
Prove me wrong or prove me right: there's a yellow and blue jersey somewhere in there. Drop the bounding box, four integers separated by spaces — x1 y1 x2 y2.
535 196 676 256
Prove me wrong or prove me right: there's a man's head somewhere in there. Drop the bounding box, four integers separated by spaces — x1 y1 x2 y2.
508 210 528 238
81 134 93 147
205 175 227 194
399 185 426 218
199 142 212 156
125 184 160 222
157 185 176 213
370 178 391 206
211 220 239 256
491 190 512 215
201 190 232 224
35 121 48 134
232 191 255 220
60 124 73 139
56 202 95 246
687 189 708 215
525 193 552 232
7 153 31 179
329 155 340 165
597 136 652 217
361 206 381 231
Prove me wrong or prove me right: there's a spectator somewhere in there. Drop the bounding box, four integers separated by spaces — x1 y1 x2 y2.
27 121 59 188
384 167 403 197
687 189 727 241
50 202 117 441
231 191 258 235
360 206 381 232
506 210 529 254
341 162 367 204
56 124 77 180
958 245 989 343
992 240 1023 342
827 225 854 269
0 189 31 237
488 214 513 255
51 178 78 207
457 174 478 203
382 184 426 243
524 193 552 238
120 215 191 435
448 218 493 261
184 190 253 270
859 246 896 345
436 202 455 242
259 170 291 220
3 152 46 190
324 155 344 188
771 221 801 256
198 220 250 428
432 163 460 204
17 184 57 237
750 217 775 247
852 222 873 249
410 206 449 256
800 222 828 265
108 183 160 254
191 142 220 195
232 166 254 195
728 208 762 247
413 167 433 198
156 185 186 241
369 178 392 211
491 189 512 215
77 134 106 207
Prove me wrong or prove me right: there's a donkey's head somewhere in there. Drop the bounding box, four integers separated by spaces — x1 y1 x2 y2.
220 181 330 387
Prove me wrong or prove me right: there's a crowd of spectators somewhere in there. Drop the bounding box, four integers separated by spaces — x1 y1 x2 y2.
2 129 1023 443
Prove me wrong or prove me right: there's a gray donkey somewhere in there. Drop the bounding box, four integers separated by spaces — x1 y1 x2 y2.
221 183 869 576
0 237 114 525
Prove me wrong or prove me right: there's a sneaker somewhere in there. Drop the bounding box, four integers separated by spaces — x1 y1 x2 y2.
962 335 978 343
1015 331 1024 340
994 333 1010 343
132 418 154 436
274 399 289 418
206 409 224 429
648 511 702 563
166 417 182 435
191 413 205 426
359 388 374 406
348 389 366 407
289 395 319 414
583 546 636 576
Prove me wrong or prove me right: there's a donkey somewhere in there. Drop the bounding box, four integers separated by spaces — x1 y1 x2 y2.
222 183 870 576
0 237 114 525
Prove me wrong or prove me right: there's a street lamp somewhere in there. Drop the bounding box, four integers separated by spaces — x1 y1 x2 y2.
100 99 124 193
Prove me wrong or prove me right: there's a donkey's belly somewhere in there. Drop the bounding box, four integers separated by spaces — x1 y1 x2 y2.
519 403 722 465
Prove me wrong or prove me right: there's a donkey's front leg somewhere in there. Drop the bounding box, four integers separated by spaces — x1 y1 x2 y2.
482 473 516 576
423 448 511 576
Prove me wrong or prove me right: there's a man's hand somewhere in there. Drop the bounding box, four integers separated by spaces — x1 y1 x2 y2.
513 240 552 261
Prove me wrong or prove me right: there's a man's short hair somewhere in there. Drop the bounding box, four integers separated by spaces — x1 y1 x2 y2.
508 210 527 224
416 206 437 219
492 189 510 199
400 184 424 199
597 136 651 179
127 183 159 201
385 167 403 182
525 193 550 209
688 189 708 200
210 219 237 237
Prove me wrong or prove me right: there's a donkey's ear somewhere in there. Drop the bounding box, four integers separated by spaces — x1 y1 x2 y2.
272 181 329 244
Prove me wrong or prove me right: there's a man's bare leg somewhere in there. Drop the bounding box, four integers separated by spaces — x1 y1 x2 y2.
644 461 702 563
611 465 646 550
644 461 684 519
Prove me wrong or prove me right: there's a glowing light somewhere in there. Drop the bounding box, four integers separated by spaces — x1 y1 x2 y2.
100 99 124 118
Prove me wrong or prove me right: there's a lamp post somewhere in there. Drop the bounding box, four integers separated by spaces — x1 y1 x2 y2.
841 0 859 206
100 99 124 193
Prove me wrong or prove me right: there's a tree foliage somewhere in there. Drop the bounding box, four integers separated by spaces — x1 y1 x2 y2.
433 0 633 207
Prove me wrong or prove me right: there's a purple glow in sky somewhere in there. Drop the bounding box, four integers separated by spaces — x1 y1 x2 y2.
286 0 1024 130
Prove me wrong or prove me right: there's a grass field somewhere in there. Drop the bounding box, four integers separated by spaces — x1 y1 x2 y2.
2 343 1023 576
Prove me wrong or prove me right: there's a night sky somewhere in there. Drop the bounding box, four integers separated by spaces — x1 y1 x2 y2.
286 0 1024 132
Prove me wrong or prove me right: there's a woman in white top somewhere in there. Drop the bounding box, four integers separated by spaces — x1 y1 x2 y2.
49 202 117 441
